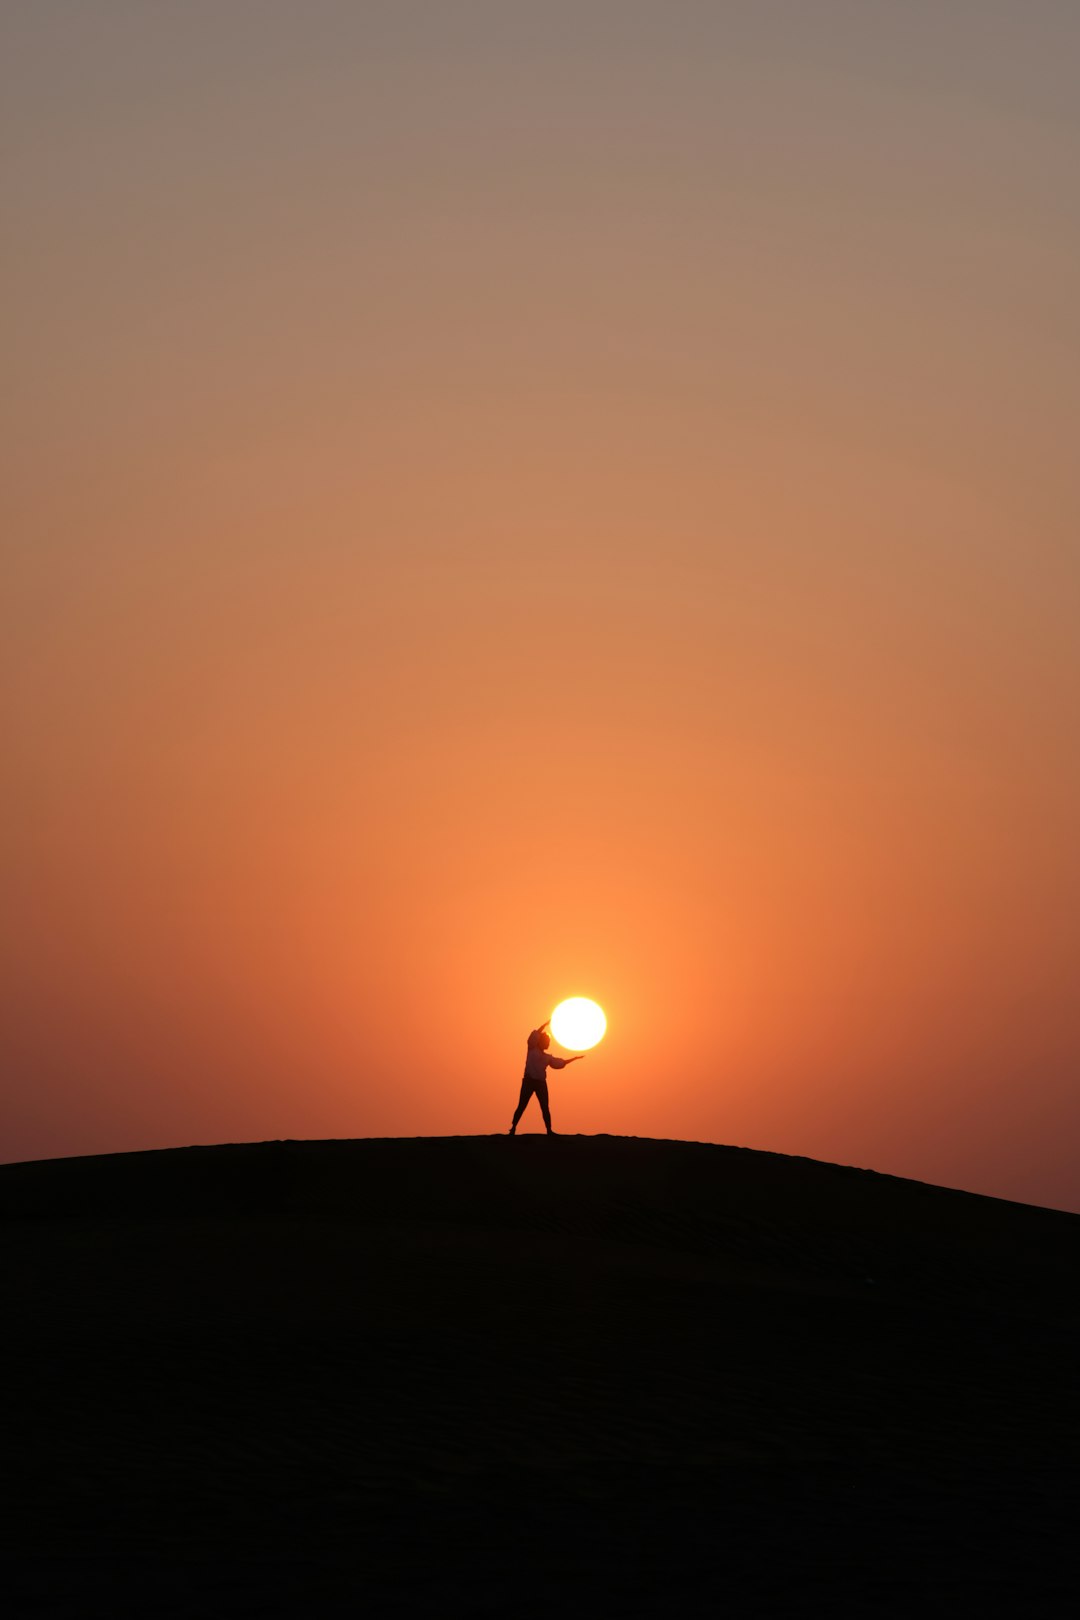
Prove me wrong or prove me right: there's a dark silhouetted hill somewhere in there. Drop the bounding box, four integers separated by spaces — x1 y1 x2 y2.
3 1136 1078 1616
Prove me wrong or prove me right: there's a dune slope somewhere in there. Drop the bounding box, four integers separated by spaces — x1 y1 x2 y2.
2 1135 1078 1615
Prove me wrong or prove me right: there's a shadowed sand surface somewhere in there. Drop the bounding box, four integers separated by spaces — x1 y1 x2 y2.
3 1135 1078 1616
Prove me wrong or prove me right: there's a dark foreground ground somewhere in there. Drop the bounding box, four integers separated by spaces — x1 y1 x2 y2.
2 1136 1078 1617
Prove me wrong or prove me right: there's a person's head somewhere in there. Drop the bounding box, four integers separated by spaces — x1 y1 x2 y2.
528 1028 551 1050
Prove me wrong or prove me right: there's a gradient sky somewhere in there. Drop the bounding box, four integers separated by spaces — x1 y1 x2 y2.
3 2 1078 1209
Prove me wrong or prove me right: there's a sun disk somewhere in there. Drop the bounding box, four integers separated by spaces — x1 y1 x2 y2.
550 997 606 1052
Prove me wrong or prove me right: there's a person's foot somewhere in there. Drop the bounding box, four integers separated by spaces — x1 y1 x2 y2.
508 1125 516 1136
546 1129 558 1136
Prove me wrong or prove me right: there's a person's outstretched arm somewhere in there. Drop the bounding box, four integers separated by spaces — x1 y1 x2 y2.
545 1054 584 1069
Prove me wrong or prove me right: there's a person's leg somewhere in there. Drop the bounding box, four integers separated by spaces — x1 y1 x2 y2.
510 1079 533 1133
536 1077 553 1133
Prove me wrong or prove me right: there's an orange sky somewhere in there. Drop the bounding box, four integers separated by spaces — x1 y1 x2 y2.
3 4 1078 1209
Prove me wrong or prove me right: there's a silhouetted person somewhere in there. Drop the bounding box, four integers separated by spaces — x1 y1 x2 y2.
509 1020 583 1135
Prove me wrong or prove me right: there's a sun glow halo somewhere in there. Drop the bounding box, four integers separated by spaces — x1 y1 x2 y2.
550 997 606 1052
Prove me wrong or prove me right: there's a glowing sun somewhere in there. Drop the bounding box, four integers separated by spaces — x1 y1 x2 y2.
550 997 607 1052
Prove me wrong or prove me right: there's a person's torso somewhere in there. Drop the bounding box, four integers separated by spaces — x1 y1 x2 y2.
524 1047 548 1082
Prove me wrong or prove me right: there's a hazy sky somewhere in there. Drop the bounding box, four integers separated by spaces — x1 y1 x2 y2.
3 2 1078 1209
